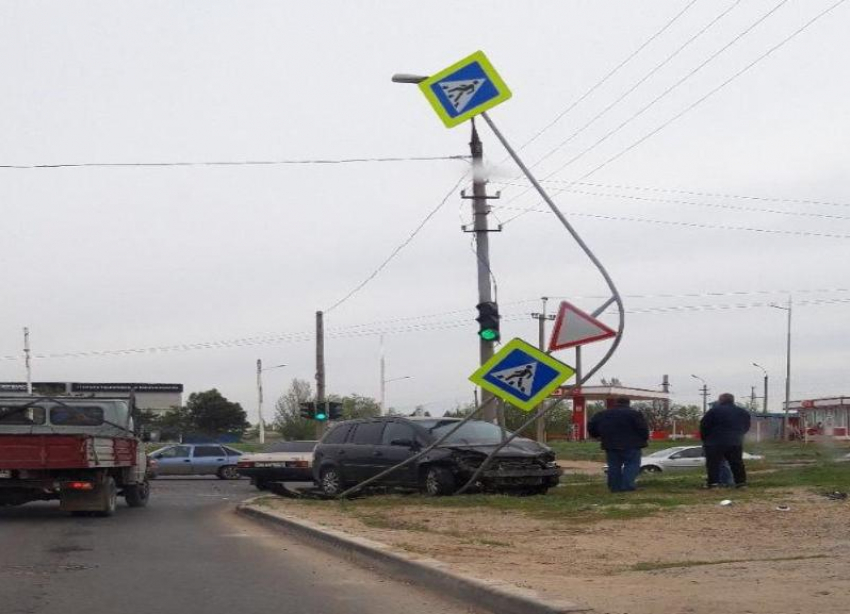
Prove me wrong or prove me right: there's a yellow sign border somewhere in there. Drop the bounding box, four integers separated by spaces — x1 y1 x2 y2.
418 50 512 128
469 338 575 412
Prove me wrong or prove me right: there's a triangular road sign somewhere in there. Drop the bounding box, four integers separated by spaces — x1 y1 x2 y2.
549 301 616 351
438 78 486 113
490 362 538 396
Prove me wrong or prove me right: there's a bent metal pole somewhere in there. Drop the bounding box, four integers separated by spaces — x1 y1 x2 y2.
455 112 625 495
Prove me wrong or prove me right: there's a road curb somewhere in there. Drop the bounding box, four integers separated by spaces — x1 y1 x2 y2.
237 500 591 614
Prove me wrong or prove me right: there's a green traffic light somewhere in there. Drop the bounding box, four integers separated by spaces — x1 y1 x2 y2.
479 328 499 341
315 412 328 421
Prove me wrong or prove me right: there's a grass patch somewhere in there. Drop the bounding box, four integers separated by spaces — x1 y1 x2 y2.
631 554 828 572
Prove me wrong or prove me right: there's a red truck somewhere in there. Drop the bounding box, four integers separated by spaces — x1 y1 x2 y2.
0 396 150 516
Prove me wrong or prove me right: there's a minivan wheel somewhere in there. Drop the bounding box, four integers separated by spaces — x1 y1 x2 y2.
422 466 456 497
320 467 342 497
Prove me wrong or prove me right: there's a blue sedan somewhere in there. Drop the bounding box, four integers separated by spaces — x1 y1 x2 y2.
148 444 244 479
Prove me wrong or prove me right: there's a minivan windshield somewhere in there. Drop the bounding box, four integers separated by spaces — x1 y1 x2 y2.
424 419 511 445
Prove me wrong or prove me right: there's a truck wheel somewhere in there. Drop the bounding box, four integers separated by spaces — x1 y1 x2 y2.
124 480 150 508
422 466 456 496
95 477 118 517
217 466 240 480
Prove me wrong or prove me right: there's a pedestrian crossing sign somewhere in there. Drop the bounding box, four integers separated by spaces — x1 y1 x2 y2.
419 51 512 128
469 338 575 412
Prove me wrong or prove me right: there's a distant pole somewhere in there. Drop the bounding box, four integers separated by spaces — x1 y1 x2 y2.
784 297 792 437
316 311 326 438
750 385 757 412
470 119 498 424
256 359 265 444
380 335 386 414
23 327 32 395
753 363 768 415
692 374 708 415
531 297 554 442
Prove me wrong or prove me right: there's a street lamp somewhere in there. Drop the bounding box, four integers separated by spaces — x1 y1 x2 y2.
256 360 287 445
391 74 427 84
752 362 768 415
691 374 709 415
381 375 412 414
770 297 792 438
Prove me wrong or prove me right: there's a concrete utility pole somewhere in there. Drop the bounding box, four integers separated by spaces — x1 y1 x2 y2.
691 374 709 415
750 386 757 412
771 297 793 438
316 310 326 438
531 298 555 442
466 119 500 424
256 359 264 444
753 363 768 414
23 327 32 395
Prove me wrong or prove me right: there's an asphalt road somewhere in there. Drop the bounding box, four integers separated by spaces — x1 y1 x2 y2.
0 478 475 614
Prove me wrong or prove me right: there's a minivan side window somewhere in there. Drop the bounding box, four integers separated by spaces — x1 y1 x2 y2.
350 422 385 445
381 422 416 446
323 424 351 444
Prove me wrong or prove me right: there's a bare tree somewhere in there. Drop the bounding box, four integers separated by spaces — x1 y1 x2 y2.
273 378 315 440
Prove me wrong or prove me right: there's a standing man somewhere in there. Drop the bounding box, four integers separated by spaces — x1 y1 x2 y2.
700 393 752 488
588 397 649 492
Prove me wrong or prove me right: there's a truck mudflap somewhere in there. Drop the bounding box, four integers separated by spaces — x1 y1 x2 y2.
59 474 118 516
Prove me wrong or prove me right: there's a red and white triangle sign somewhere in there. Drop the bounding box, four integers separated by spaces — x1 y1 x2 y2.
548 301 616 352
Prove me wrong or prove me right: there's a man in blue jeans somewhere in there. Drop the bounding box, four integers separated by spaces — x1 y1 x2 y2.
588 397 650 492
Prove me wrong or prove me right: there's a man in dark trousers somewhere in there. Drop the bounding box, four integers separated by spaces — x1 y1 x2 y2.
588 397 649 492
700 393 752 488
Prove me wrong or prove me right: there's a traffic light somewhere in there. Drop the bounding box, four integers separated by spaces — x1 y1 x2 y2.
475 301 501 342
299 401 316 420
314 403 328 421
328 401 343 420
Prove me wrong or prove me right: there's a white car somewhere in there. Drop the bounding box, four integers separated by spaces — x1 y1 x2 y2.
236 440 317 490
640 446 764 473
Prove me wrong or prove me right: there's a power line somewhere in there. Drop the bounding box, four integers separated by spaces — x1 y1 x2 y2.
0 155 469 170
490 181 850 221
492 203 850 239
324 172 469 313
505 178 850 210
575 0 848 186
525 0 744 175
511 0 702 154
501 0 790 213
4 291 848 362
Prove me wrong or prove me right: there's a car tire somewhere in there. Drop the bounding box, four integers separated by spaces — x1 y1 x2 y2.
217 466 240 480
641 465 662 474
422 465 456 496
320 467 343 497
254 479 269 491
124 480 150 508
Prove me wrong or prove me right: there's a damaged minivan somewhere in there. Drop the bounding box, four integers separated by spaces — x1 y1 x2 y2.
312 416 561 497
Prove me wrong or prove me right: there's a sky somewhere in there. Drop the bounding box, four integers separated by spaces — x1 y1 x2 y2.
1 0 849 422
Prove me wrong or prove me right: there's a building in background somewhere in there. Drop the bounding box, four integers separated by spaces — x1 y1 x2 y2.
788 397 850 440
0 382 183 415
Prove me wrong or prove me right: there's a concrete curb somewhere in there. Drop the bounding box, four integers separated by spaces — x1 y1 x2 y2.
237 500 591 614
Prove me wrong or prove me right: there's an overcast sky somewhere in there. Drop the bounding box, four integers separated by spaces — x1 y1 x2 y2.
2 0 848 422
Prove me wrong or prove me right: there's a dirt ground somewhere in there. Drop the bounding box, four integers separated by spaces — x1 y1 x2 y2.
263 490 850 614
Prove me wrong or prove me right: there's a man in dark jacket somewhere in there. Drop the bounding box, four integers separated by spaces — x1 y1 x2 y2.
588 397 649 492
700 393 752 488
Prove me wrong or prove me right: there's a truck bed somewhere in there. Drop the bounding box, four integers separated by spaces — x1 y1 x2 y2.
0 434 136 470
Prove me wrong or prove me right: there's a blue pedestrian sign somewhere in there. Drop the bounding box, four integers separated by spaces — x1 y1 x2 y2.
469 338 575 412
419 51 512 128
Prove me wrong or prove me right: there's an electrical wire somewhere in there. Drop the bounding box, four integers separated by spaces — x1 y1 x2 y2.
523 0 743 175
324 172 469 313
4 292 848 362
492 203 850 239
0 155 470 170
511 0 702 154
490 181 850 221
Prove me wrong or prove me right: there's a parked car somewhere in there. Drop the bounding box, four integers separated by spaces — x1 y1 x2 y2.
640 446 764 473
312 416 561 497
237 440 317 490
147 443 243 479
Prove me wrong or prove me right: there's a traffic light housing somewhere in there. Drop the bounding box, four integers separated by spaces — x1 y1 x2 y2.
328 401 343 420
314 403 328 421
475 301 501 342
299 401 316 420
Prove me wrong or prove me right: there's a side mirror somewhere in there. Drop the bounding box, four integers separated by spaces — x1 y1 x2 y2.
390 438 417 448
